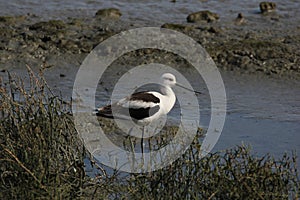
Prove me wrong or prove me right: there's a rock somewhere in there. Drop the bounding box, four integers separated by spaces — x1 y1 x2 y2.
196 26 222 35
187 10 219 23
235 13 245 25
58 39 78 52
161 23 193 31
0 15 27 24
29 20 66 31
0 27 15 37
207 26 221 34
259 2 276 13
95 8 122 20
7 40 20 51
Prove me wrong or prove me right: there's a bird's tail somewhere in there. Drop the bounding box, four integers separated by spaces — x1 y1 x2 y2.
94 105 114 118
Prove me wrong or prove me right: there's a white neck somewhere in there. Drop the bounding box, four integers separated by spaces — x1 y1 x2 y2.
160 85 173 96
160 85 176 114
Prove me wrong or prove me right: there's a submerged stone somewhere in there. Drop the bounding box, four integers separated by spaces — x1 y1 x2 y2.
235 13 246 25
187 10 219 23
161 23 193 31
95 8 122 20
259 2 276 13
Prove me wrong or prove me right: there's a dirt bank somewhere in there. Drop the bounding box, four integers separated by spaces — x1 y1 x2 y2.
0 10 299 79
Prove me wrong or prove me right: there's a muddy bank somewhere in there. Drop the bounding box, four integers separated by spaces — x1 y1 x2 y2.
0 10 299 79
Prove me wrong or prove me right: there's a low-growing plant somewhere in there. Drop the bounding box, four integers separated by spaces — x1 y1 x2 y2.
0 67 86 199
123 145 299 199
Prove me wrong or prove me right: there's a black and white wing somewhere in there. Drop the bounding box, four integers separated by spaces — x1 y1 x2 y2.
96 92 160 120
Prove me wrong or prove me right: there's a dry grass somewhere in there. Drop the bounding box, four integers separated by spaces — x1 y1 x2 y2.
0 67 85 199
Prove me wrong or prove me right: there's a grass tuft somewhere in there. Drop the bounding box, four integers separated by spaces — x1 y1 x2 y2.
0 67 85 199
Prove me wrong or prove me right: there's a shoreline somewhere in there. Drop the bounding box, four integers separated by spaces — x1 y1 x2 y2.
0 10 299 80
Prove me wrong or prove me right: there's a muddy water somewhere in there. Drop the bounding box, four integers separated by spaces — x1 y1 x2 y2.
215 71 300 157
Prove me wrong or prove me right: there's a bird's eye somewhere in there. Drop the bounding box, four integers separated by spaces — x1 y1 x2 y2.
168 78 173 81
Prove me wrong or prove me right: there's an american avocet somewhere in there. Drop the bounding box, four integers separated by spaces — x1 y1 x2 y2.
95 73 201 152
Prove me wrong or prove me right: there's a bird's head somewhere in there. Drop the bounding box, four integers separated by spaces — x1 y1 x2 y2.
160 73 176 87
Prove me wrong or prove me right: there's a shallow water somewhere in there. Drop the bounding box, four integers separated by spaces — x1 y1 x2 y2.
215 71 300 157
1 0 300 28
44 66 300 161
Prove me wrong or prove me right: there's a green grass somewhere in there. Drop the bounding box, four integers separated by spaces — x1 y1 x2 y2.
0 68 299 199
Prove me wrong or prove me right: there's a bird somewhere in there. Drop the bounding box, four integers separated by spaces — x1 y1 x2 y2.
95 73 201 153
96 73 176 123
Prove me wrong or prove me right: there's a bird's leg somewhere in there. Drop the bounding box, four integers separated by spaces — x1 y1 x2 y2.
148 138 151 152
127 127 135 152
141 126 145 154
126 127 137 170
